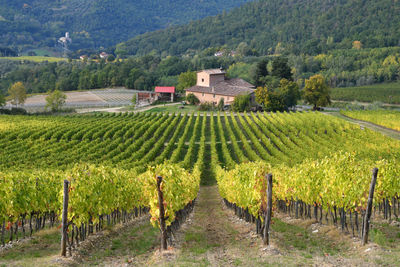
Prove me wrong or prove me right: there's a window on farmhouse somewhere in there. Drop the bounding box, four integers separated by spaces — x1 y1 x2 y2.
202 78 204 82
213 94 215 98
202 93 204 96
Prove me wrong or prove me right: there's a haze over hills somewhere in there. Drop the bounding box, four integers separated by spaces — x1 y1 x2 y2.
0 0 251 52
116 0 400 57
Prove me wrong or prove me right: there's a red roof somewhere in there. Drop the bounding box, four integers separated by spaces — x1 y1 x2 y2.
155 86 175 93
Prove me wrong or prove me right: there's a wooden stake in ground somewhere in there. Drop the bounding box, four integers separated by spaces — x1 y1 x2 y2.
264 174 273 245
362 168 378 246
61 180 69 257
157 176 168 250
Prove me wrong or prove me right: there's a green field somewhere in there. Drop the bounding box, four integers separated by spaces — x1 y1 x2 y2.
331 82 400 104
144 104 198 113
1 56 67 63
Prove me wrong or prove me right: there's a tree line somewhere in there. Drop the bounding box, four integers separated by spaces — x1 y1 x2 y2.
116 0 400 57
0 0 250 52
0 54 241 95
2 46 400 96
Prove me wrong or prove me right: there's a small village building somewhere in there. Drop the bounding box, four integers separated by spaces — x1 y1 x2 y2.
186 69 255 105
135 86 175 106
155 86 175 102
99 52 109 59
137 92 157 104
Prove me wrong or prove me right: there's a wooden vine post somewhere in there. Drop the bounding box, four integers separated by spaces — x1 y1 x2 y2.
263 174 273 245
61 180 69 257
362 168 378 246
157 176 168 251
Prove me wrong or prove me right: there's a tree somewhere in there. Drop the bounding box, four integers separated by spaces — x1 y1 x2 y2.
45 90 67 112
107 55 116 62
236 42 252 57
232 94 251 112
279 79 300 109
303 74 331 110
227 62 253 82
186 93 200 105
217 97 225 111
271 57 293 80
253 59 269 87
8 82 27 107
131 94 137 109
134 76 146 90
255 86 285 112
259 75 280 90
255 79 300 111
0 93 5 107
177 71 196 91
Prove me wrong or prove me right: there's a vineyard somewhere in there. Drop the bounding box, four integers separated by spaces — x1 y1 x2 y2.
331 82 400 104
341 110 400 131
0 111 400 262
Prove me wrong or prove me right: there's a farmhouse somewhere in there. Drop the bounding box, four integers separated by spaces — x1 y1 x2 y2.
186 69 255 105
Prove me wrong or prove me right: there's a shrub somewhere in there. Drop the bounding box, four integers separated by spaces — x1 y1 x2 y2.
232 94 251 112
198 102 215 111
0 107 27 115
186 93 200 105
217 98 225 111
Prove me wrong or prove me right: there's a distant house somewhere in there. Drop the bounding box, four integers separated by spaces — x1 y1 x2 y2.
185 69 255 105
214 50 237 57
155 86 175 102
99 52 109 59
80 55 88 61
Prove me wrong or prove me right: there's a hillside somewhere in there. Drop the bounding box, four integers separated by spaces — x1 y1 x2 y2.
0 0 251 52
116 0 400 56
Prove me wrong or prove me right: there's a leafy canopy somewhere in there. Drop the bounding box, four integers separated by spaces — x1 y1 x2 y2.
8 82 26 107
45 90 67 112
217 97 225 111
186 93 200 105
116 0 400 56
303 74 331 110
0 93 5 107
255 79 300 112
177 71 196 91
232 94 251 112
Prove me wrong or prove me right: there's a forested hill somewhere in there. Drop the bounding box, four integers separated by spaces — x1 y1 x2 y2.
116 0 400 56
0 0 251 52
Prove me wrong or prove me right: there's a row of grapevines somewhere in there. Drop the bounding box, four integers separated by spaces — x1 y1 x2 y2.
170 113 195 163
182 113 202 169
341 110 400 131
228 112 261 161
217 152 400 220
142 162 200 228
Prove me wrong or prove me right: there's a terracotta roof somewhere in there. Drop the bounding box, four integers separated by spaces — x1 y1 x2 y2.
186 79 254 97
155 86 175 93
225 78 255 88
198 69 226 75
